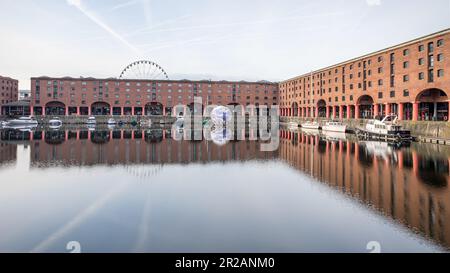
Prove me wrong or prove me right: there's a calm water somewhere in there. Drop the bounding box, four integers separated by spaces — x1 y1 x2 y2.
0 126 449 253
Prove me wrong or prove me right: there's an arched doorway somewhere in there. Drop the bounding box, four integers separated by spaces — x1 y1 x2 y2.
416 89 449 121
91 102 110 116
358 95 374 119
45 101 66 116
291 102 299 117
317 100 326 118
145 102 164 116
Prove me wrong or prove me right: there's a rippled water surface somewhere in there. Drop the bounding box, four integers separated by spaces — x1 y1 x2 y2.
0 127 449 253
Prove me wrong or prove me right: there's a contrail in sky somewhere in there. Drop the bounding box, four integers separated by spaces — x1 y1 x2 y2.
67 0 141 55
110 0 140 11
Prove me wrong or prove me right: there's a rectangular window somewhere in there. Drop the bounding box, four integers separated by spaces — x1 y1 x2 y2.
428 69 434 82
419 72 424 80
403 75 409 82
419 45 424 52
390 91 395 98
437 39 444 47
403 90 409 97
403 61 409 69
378 92 383 99
428 42 434 53
438 69 444 77
403 49 409 56
419 58 424 65
429 55 434 67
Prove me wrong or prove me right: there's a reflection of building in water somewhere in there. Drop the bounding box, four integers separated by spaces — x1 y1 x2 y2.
0 142 16 166
24 129 277 167
280 130 450 249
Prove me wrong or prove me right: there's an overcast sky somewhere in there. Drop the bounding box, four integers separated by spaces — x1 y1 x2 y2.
0 0 449 89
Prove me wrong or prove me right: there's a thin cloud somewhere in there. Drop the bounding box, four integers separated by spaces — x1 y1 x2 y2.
67 0 141 55
131 11 347 36
142 0 152 27
110 0 140 11
366 0 382 6
126 14 193 37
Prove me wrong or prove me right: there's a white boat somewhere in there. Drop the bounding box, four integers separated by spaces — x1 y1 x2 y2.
107 118 116 125
358 115 411 141
301 121 320 130
288 122 299 130
49 117 63 129
301 127 321 136
322 121 347 133
6 116 38 126
86 116 97 125
3 124 37 131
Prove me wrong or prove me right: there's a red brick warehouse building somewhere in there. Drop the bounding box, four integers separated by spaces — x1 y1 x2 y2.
279 29 450 122
30 78 279 117
0 75 19 115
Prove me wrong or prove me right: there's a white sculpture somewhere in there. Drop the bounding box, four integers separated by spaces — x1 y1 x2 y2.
210 106 232 128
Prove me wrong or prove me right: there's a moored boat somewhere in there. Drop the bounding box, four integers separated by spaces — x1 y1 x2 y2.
357 115 412 142
107 118 116 125
322 121 347 133
288 122 299 130
301 121 320 130
49 117 63 129
86 116 97 125
6 116 38 126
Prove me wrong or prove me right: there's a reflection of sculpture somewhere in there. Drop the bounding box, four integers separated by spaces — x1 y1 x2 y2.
210 106 232 128
210 128 232 146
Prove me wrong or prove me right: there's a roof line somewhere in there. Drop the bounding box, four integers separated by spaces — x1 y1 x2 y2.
282 28 450 83
30 77 278 85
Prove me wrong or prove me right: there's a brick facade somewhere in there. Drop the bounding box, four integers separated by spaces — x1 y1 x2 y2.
30 78 278 116
0 76 19 112
280 29 450 121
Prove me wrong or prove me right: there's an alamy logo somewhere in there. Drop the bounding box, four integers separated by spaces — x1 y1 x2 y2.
170 97 280 151
66 241 81 253
366 241 381 253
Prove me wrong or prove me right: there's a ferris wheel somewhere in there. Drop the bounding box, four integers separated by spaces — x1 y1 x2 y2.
119 60 169 80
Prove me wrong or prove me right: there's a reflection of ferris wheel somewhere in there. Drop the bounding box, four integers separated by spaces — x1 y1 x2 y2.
119 60 169 80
